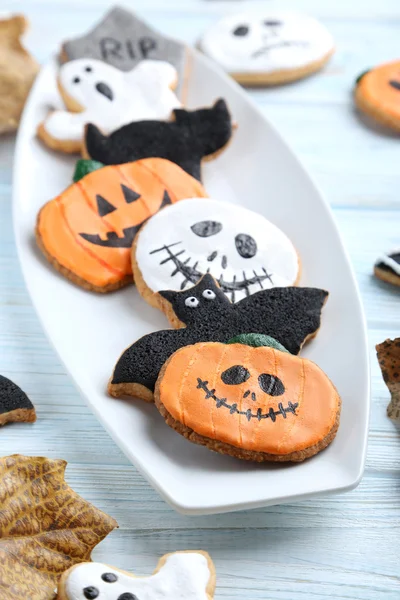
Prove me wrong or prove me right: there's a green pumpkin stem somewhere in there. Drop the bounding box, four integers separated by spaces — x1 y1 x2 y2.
73 159 104 183
355 69 371 85
227 333 290 353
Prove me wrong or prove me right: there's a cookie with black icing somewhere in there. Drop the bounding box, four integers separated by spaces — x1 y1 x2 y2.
108 273 328 401
0 374 36 426
374 248 400 286
83 99 233 182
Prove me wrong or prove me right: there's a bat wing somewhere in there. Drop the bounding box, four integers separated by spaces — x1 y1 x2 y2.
235 287 329 355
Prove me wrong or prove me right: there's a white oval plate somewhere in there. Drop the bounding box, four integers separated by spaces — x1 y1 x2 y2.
13 51 370 515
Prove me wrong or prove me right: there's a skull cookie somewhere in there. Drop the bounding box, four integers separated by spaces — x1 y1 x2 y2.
133 198 300 314
199 10 334 85
57 551 215 600
38 58 181 153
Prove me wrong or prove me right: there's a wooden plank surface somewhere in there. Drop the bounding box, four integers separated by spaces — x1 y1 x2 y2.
1 1 400 598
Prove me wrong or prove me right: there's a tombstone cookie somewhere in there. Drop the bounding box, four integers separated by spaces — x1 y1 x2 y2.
155 334 341 462
83 99 233 182
61 6 187 98
133 198 300 311
374 248 400 286
57 551 215 600
108 273 328 401
355 62 400 132
36 159 207 292
199 10 334 85
38 58 181 153
0 374 36 427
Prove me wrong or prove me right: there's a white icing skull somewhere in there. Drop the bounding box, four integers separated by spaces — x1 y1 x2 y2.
44 58 181 143
135 198 299 302
200 11 334 73
63 553 212 600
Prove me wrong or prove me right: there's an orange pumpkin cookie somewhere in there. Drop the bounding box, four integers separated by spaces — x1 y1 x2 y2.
36 158 207 292
155 334 341 462
355 61 400 132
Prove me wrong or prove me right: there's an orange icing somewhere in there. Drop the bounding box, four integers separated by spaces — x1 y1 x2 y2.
159 342 340 455
358 61 400 119
37 158 207 288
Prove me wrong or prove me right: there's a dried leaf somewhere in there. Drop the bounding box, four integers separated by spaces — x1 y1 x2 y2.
376 338 400 420
0 455 118 600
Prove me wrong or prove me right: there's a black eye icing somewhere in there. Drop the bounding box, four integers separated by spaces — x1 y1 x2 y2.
389 80 400 91
221 365 250 385
233 25 249 36
235 233 257 258
96 194 116 217
73 76 80 83
83 587 99 600
117 594 139 600
85 66 93 72
264 20 282 26
191 220 222 238
258 374 285 396
101 572 118 583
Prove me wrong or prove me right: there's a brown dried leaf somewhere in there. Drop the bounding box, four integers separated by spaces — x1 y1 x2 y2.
0 455 118 600
376 338 400 420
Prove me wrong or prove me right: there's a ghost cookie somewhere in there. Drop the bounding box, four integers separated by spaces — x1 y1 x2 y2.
0 374 36 426
57 551 215 600
355 62 400 132
374 248 400 286
83 99 233 182
155 334 341 462
133 198 300 314
108 273 328 401
199 11 334 85
38 58 181 153
36 159 207 292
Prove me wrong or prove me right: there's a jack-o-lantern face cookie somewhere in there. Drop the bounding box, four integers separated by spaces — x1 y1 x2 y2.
355 61 400 132
133 198 300 308
155 334 341 462
57 551 215 600
199 11 334 85
36 158 207 292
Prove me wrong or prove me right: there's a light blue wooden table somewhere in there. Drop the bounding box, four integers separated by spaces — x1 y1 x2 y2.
1 1 400 598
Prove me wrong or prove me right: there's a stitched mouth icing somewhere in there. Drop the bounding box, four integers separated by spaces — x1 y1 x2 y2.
150 242 273 299
252 40 309 58
196 378 298 422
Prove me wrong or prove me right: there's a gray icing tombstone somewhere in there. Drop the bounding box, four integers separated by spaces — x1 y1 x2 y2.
61 6 187 97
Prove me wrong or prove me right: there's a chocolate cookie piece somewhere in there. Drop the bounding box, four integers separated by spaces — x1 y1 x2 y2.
374 249 400 287
0 374 36 426
376 338 400 420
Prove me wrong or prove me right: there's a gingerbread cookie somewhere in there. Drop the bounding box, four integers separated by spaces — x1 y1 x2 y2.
36 158 207 292
133 198 300 309
108 274 328 401
374 248 400 286
155 334 341 462
38 58 181 154
83 99 233 182
61 6 188 98
199 11 334 86
376 338 400 421
0 15 38 133
0 374 36 426
355 62 400 132
57 551 215 600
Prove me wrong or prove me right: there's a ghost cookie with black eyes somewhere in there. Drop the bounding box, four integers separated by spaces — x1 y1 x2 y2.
374 247 400 286
38 58 181 153
199 10 334 85
155 333 341 462
57 551 215 600
355 61 400 132
132 198 300 318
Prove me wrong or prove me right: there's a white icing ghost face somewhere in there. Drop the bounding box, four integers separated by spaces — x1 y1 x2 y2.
135 198 299 302
44 58 181 143
200 11 334 73
63 553 212 600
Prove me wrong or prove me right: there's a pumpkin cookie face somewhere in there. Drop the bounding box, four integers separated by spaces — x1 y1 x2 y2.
133 198 300 304
36 158 207 292
355 61 400 131
156 339 341 462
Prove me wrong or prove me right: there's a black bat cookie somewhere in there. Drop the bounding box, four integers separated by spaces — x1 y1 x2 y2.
109 274 328 399
0 374 36 426
84 99 233 182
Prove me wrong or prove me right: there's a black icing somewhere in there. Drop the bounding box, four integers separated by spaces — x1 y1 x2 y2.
258 374 285 396
83 587 99 600
84 99 232 182
221 365 250 385
233 25 249 36
264 20 283 26
96 194 116 217
117 594 138 600
111 274 328 392
376 252 400 277
101 573 118 583
389 80 400 91
235 233 257 259
95 82 114 100
0 374 34 415
191 220 222 238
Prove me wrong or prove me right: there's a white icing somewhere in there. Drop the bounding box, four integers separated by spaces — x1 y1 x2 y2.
44 58 181 141
200 10 334 73
376 248 400 276
135 198 299 302
64 553 211 600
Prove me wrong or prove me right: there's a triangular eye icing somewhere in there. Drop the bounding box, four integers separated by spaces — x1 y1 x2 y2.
121 184 141 204
96 194 116 217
